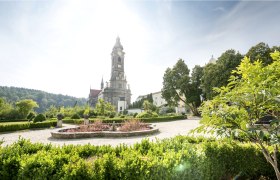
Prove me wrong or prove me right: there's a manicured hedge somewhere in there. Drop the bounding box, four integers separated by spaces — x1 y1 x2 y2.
0 121 57 132
62 115 187 124
0 119 28 123
0 136 277 179
140 115 187 123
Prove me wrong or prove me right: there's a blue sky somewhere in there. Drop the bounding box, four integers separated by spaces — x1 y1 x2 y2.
0 0 280 101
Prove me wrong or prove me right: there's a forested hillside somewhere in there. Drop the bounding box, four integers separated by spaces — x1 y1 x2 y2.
0 86 87 112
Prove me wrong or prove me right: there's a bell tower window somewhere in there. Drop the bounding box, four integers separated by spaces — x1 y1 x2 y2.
118 57 121 63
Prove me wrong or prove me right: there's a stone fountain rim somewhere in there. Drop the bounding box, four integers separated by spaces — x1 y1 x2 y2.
51 124 159 139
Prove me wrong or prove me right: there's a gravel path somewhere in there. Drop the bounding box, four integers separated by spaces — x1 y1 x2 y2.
0 118 200 147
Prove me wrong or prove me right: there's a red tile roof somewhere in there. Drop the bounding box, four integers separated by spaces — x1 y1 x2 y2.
89 89 101 98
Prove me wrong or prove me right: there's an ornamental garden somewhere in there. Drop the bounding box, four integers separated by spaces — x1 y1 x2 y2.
0 50 279 179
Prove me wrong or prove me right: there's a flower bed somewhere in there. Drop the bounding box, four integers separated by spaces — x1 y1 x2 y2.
51 120 159 139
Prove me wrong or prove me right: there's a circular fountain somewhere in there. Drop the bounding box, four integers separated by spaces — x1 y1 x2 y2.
51 120 159 139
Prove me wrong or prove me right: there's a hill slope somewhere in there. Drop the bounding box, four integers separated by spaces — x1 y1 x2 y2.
0 86 87 112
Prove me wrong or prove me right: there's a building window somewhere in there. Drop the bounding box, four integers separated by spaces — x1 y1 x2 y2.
118 57 121 63
120 107 122 111
119 84 122 88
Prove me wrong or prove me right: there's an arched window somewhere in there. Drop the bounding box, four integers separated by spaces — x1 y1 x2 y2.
118 57 121 63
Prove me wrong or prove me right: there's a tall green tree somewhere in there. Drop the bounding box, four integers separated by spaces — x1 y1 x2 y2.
189 65 204 108
162 59 201 116
95 99 115 116
196 51 280 178
15 99 39 119
246 42 273 65
202 49 243 99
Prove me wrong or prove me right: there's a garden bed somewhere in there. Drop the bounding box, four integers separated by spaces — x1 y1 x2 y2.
51 123 159 139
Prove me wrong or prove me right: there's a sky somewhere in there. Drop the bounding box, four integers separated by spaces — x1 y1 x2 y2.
0 0 280 102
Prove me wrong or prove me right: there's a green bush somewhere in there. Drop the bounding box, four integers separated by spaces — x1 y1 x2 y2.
0 123 30 132
0 120 56 132
139 115 187 123
71 113 81 119
0 137 277 179
30 121 57 129
61 115 187 125
27 112 36 121
109 112 116 118
5 109 23 120
133 113 138 118
0 119 28 123
33 113 46 123
136 111 158 118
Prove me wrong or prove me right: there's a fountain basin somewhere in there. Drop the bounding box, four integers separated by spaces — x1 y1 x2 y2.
51 124 159 139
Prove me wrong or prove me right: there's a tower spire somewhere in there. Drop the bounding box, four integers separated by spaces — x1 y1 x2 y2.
101 77 104 89
113 36 123 50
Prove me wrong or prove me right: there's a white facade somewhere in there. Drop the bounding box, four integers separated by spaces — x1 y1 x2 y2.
127 108 143 114
152 91 167 107
118 100 127 112
135 91 186 114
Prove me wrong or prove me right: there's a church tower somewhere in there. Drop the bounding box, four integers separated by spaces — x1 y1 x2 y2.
110 36 127 90
100 37 131 112
101 77 104 89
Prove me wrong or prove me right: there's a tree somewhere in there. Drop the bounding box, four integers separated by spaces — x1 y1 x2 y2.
95 99 115 116
45 105 58 118
189 65 204 110
0 86 87 113
142 100 157 112
0 98 12 119
15 99 39 119
161 59 201 116
246 42 273 65
147 93 153 103
201 63 220 99
202 49 243 99
196 51 280 178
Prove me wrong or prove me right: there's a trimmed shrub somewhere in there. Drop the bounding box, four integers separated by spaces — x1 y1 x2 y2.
0 119 28 123
29 121 56 129
33 113 46 123
136 111 158 118
61 115 187 125
0 120 56 132
133 113 138 118
0 137 277 179
0 122 30 132
109 112 116 118
27 112 36 121
71 113 81 119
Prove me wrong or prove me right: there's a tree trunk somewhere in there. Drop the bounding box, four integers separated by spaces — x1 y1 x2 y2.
264 152 280 180
259 142 280 179
187 103 200 116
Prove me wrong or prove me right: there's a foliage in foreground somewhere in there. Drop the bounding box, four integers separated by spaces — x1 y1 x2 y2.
0 136 278 179
196 51 280 178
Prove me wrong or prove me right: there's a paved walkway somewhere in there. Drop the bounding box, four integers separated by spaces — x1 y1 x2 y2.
0 118 200 147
